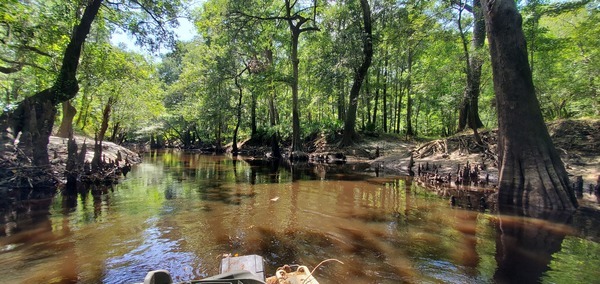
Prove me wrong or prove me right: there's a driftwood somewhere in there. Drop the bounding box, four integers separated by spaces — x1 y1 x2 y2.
413 130 497 161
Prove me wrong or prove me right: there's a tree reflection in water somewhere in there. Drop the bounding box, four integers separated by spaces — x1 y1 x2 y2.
2 153 600 283
493 207 574 284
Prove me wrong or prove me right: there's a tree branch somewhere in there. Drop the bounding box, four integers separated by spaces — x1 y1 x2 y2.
0 55 50 72
291 0 299 9
449 0 474 13
230 10 291 22
130 0 168 34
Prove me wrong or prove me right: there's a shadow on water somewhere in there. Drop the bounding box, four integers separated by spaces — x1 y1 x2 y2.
0 182 118 283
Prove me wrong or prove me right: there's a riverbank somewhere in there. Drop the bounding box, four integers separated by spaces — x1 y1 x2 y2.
340 119 600 207
48 135 141 182
2 119 597 204
0 135 141 195
230 119 599 193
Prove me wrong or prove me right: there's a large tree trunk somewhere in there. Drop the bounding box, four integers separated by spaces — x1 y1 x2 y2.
2 0 102 167
13 95 57 167
283 0 318 158
56 100 77 138
340 0 373 147
457 0 485 133
482 0 577 210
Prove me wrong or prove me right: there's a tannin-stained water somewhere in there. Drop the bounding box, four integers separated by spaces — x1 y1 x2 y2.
1 150 599 283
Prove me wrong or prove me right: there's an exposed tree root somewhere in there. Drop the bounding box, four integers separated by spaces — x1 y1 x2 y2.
413 130 497 161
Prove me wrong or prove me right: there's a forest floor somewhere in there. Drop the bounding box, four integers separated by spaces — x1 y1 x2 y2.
309 118 600 207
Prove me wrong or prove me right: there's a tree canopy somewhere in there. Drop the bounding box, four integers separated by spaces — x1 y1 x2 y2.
1 0 597 164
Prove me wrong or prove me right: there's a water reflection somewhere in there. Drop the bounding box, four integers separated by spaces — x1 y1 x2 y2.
104 218 198 283
0 151 599 283
493 208 574 284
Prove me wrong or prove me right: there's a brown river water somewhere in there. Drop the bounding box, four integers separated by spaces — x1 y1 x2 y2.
1 150 600 283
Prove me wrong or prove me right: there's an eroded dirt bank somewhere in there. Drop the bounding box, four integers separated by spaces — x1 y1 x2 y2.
304 119 599 207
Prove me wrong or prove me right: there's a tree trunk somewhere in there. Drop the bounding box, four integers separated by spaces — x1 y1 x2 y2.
340 0 373 147
289 28 302 152
365 75 372 126
482 0 577 210
56 100 77 138
269 88 281 159
382 73 387 132
394 66 404 134
405 51 414 136
92 97 114 170
110 122 120 143
372 66 380 128
382 56 389 133
232 74 244 155
337 78 346 121
457 0 485 133
12 95 57 167
2 0 102 167
250 89 257 138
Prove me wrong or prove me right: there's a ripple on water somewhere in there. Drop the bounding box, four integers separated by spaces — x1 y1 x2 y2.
103 224 198 283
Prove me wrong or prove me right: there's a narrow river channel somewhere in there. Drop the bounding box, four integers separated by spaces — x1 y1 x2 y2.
1 150 600 283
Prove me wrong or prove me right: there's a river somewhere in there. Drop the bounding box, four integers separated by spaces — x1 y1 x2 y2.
1 150 599 283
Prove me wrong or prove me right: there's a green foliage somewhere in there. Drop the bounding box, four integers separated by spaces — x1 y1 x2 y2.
4 0 597 147
144 0 597 146
1 0 187 146
70 44 164 142
0 0 82 108
542 236 600 283
522 1 599 119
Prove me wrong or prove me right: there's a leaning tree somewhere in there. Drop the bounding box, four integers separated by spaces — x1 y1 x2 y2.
0 0 182 167
339 0 373 146
2 0 104 167
482 0 577 210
